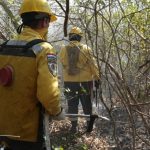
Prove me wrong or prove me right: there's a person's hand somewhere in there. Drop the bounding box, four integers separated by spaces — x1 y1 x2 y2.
95 80 100 89
52 108 65 121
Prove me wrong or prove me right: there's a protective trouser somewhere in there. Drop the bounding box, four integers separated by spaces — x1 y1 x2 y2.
1 138 43 150
64 81 92 131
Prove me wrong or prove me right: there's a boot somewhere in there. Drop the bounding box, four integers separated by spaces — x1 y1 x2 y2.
70 121 77 133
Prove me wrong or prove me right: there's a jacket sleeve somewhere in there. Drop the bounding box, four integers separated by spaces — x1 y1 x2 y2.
34 43 61 116
59 46 67 67
86 46 100 79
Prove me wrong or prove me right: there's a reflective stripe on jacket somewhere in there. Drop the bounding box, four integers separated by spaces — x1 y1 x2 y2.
0 27 61 142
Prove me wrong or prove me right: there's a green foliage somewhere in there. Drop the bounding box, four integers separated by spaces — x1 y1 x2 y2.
7 0 15 4
53 146 64 150
80 144 88 150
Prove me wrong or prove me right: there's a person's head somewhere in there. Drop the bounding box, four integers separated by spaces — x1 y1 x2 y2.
69 27 83 42
18 0 57 33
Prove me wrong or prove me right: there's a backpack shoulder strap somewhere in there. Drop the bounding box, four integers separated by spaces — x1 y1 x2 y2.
0 40 9 48
25 39 46 49
0 39 47 57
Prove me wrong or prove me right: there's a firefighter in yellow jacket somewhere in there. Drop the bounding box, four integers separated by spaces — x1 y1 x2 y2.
59 27 100 132
0 0 64 149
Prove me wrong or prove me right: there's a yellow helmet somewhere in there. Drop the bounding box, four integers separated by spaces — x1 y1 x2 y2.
69 27 83 36
19 0 57 22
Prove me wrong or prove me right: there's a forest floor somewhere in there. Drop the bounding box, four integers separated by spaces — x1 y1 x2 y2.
49 105 150 150
50 118 111 150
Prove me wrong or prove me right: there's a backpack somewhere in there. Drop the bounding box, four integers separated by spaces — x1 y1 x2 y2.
0 39 45 86
66 45 82 75
0 39 45 57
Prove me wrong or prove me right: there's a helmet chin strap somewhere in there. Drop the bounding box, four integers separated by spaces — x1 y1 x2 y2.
17 23 24 34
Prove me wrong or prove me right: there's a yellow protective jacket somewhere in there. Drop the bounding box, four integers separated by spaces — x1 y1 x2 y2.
59 41 99 82
0 27 61 142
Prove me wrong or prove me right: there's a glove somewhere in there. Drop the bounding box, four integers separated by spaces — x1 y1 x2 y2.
52 108 65 121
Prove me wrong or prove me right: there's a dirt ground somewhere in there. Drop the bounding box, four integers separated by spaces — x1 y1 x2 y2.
50 119 111 150
49 106 150 150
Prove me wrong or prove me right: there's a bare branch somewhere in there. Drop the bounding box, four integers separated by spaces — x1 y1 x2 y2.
64 0 69 37
0 0 19 30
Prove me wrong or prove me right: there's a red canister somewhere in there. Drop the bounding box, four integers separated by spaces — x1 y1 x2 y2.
0 65 13 86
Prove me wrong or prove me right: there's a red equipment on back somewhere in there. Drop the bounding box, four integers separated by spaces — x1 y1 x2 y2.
0 65 13 86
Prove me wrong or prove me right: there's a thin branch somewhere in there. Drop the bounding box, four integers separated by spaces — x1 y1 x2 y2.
64 0 69 37
55 0 66 13
116 0 147 41
0 32 7 41
0 0 19 30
